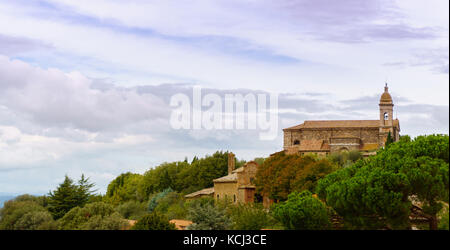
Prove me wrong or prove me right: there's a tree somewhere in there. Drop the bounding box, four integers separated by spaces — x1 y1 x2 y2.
328 150 362 167
48 175 96 219
228 203 274 230
137 151 230 198
187 201 231 230
0 196 56 230
317 134 449 230
273 191 331 230
58 202 128 230
131 212 176 230
438 206 449 230
385 131 394 147
147 188 173 212
14 211 57 230
105 172 144 205
115 200 148 220
255 152 337 201
76 174 96 205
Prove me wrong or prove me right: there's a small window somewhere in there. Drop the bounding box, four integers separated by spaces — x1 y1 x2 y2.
233 195 236 203
217 194 219 200
293 139 300 145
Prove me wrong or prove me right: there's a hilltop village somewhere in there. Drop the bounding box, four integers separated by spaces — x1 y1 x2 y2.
184 85 401 207
1 86 448 231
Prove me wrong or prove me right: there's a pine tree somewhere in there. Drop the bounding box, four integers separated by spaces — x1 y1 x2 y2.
385 131 394 147
48 175 96 219
47 176 79 219
77 174 96 205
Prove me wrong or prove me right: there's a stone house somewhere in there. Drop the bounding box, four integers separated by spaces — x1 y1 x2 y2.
184 153 259 204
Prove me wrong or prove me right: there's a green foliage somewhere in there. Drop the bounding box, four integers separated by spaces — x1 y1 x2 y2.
438 205 449 230
317 134 449 230
47 175 96 219
385 131 394 147
148 188 173 212
255 152 338 201
14 211 57 230
253 157 266 166
187 201 231 230
105 172 144 205
115 200 148 220
0 195 56 230
58 202 128 230
227 203 274 230
273 191 331 230
131 212 176 230
138 151 229 198
151 191 187 220
328 150 362 167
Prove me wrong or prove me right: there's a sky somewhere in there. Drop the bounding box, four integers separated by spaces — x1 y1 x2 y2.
0 0 448 195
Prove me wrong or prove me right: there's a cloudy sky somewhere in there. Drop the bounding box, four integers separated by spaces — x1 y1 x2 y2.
0 0 448 195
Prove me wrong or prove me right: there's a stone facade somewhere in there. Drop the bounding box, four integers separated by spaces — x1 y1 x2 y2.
213 155 259 204
283 85 400 156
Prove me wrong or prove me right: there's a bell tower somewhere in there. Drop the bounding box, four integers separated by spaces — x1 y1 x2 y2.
379 83 395 146
379 83 393 126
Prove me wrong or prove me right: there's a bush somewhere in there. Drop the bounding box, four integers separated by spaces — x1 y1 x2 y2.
148 188 174 212
228 203 274 230
14 211 57 230
58 202 128 230
116 200 148 220
0 196 56 230
273 191 331 230
131 212 176 230
187 201 231 230
438 206 449 230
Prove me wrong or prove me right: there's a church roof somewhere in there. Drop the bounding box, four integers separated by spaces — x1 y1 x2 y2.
284 120 380 130
213 172 237 183
284 119 400 131
380 92 393 103
380 84 393 104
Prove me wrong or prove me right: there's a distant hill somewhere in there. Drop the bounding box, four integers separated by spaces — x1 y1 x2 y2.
0 195 16 208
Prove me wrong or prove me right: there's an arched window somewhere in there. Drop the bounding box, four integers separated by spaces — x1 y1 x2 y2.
339 147 349 153
293 139 300 145
217 194 219 200
384 112 389 120
233 195 236 203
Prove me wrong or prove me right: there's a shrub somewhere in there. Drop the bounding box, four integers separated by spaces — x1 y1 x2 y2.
58 202 128 230
187 201 231 230
438 206 449 230
0 197 55 230
228 203 274 230
116 200 148 220
14 211 57 230
273 191 331 230
131 212 176 230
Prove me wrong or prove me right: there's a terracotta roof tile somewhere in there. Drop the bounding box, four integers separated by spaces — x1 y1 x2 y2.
213 173 237 183
184 187 214 198
284 120 382 130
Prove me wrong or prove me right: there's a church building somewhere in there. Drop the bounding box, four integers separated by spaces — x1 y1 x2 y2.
283 84 400 156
